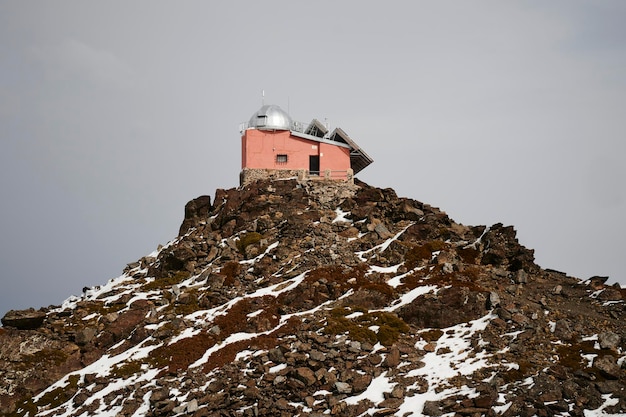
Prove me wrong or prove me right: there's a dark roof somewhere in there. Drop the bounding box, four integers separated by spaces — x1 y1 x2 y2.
328 127 373 174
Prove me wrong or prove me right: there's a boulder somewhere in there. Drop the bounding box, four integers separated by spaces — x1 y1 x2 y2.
588 276 609 290
399 286 487 328
554 319 576 342
383 345 401 368
374 222 394 239
480 223 535 271
594 355 621 379
293 367 317 386
488 292 501 309
179 195 212 236
75 327 98 345
422 400 443 416
515 269 528 284
598 332 621 350
1 309 46 330
335 381 352 394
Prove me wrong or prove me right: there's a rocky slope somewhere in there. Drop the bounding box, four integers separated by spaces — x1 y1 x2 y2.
1 178 625 417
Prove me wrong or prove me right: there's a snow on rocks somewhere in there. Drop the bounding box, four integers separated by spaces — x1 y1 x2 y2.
332 207 352 224
355 222 414 262
3 179 625 417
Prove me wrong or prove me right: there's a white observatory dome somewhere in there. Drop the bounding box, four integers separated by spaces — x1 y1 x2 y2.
248 104 293 131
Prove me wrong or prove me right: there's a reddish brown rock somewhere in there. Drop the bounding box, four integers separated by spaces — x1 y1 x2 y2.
1 309 46 330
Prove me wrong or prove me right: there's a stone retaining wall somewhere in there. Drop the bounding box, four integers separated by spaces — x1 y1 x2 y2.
240 168 353 186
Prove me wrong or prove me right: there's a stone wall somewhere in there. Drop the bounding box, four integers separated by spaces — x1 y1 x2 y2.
240 168 353 187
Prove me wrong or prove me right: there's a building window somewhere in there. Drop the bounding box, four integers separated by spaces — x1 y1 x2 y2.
276 154 288 164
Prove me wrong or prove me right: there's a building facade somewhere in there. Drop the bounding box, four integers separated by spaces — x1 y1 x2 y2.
240 104 372 185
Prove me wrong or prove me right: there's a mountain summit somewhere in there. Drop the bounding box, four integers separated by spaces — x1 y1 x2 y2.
1 178 624 416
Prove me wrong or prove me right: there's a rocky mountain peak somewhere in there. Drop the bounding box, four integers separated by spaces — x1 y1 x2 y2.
1 178 624 416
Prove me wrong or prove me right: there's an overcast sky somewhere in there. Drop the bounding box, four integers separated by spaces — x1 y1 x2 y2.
1 1 625 317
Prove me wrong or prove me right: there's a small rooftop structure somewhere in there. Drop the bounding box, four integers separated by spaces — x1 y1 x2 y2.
240 104 373 186
248 104 293 131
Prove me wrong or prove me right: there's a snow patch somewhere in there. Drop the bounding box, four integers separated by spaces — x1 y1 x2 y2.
395 313 499 416
368 264 402 275
269 363 287 373
239 241 280 265
384 285 438 311
332 208 352 223
343 372 395 405
583 394 619 416
355 222 414 261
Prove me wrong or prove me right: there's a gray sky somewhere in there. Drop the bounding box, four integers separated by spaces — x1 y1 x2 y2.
1 1 625 316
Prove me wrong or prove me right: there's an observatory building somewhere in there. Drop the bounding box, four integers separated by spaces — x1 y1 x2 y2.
240 104 373 186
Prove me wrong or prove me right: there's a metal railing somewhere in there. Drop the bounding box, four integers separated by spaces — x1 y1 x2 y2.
308 170 352 180
239 119 330 136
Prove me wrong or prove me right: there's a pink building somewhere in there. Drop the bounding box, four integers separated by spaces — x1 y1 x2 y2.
240 104 372 185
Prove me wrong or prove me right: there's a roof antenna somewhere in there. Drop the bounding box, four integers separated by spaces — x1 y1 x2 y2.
261 89 265 106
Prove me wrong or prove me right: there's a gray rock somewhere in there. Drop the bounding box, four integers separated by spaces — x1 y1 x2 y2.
488 292 501 309
335 381 352 394
104 312 119 323
515 269 528 284
269 347 285 363
594 355 621 379
422 400 442 416
273 375 286 385
496 307 512 321
75 327 98 345
206 273 225 290
598 331 621 350
150 387 170 403
374 222 393 239
554 319 576 342
154 400 176 414
348 341 361 352
309 349 326 362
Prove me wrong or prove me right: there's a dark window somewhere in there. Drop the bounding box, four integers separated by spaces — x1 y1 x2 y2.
276 154 288 164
